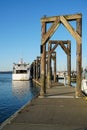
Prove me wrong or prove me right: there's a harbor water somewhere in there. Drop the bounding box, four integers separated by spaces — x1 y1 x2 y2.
0 72 39 124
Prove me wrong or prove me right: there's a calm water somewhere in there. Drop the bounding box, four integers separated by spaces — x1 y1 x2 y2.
0 73 39 124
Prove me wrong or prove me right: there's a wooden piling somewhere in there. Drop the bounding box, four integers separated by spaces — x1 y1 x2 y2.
37 56 41 79
47 42 52 88
54 53 56 82
40 22 46 96
33 60 36 79
67 41 71 86
36 58 38 80
76 18 82 97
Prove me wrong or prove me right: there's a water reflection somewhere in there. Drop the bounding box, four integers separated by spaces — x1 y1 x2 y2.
0 73 39 124
12 81 31 99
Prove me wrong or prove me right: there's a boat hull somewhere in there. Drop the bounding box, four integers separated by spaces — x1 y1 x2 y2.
81 79 87 95
12 73 30 81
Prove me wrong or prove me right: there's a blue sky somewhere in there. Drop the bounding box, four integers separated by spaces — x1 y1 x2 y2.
0 0 87 71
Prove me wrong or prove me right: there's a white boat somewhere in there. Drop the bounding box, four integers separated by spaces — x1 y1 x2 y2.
81 79 87 95
12 59 31 81
81 70 87 95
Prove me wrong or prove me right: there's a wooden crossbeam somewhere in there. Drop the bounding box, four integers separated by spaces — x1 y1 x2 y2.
49 44 58 54
49 40 70 44
59 42 70 55
41 13 82 23
48 40 70 55
42 18 60 45
60 16 81 42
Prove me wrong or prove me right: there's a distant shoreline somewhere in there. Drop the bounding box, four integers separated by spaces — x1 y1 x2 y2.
0 71 12 74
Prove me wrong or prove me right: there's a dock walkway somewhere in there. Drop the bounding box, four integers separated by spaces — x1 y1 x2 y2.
1 83 87 130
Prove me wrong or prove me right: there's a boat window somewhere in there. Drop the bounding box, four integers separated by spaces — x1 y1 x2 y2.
16 70 27 73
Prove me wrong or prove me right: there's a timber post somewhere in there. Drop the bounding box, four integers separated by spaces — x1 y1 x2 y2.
31 62 34 79
33 60 36 79
76 17 82 97
46 56 48 78
67 41 71 86
54 52 56 82
40 21 46 96
47 42 52 88
33 60 35 79
36 57 38 80
37 56 41 79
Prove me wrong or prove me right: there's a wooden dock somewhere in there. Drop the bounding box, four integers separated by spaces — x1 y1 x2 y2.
1 83 87 130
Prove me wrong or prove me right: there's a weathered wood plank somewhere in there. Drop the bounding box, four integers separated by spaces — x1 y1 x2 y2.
41 13 82 23
49 40 70 44
60 16 81 42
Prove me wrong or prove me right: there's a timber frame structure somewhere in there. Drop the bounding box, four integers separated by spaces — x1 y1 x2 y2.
40 13 82 97
47 40 71 88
